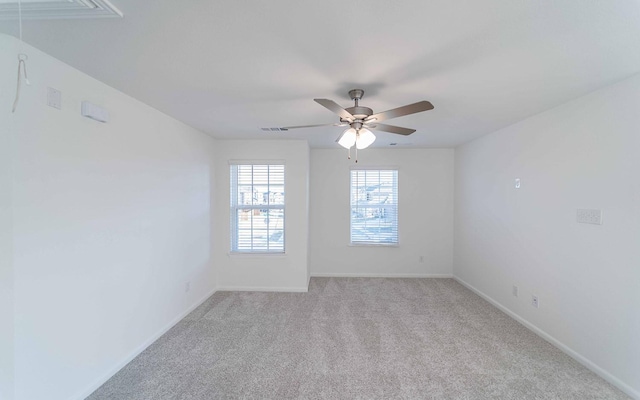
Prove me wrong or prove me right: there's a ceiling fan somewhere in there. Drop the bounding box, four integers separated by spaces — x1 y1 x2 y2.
281 89 434 156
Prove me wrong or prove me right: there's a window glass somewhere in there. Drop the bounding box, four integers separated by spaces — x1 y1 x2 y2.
230 164 285 252
350 169 398 245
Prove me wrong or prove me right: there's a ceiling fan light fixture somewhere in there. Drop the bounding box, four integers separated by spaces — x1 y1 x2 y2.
338 128 357 149
356 128 376 149
280 89 433 158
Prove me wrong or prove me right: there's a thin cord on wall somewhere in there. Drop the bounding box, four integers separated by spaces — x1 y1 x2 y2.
12 55 29 113
12 0 30 113
18 0 22 41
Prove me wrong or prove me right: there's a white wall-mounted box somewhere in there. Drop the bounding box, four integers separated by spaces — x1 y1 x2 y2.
81 101 109 123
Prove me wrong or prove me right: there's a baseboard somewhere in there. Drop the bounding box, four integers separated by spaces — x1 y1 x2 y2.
72 287 217 400
310 272 453 278
453 275 639 400
217 285 309 293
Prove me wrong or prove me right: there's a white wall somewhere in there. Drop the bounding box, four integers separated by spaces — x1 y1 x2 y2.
0 36 16 400
2 34 218 400
214 140 310 291
454 73 640 398
309 148 454 277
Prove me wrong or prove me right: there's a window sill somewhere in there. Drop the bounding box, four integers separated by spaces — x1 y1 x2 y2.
348 243 399 248
228 252 287 257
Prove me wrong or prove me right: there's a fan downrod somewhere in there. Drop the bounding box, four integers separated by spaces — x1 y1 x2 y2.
344 88 373 121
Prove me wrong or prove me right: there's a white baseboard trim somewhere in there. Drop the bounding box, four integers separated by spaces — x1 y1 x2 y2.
72 287 217 400
453 275 639 400
310 272 453 278
217 286 309 293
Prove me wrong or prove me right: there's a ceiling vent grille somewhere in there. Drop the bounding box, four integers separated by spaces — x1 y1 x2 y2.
261 127 289 132
0 0 123 20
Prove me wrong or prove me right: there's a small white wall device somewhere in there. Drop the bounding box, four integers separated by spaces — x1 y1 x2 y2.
81 101 109 123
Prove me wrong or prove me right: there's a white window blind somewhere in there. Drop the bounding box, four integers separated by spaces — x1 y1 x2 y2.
230 164 285 253
350 169 398 245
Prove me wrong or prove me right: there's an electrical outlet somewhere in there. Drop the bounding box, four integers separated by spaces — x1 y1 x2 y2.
512 285 518 297
185 282 190 293
531 295 539 308
515 178 521 189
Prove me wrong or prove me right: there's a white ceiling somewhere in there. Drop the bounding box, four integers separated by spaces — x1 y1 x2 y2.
2 0 640 148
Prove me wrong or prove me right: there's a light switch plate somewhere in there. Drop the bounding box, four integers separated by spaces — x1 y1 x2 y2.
47 87 61 109
577 209 602 225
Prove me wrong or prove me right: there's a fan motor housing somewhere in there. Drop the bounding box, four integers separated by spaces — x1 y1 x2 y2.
345 106 373 120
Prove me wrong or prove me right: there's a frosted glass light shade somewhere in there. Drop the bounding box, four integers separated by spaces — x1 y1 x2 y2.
338 128 357 149
356 128 376 149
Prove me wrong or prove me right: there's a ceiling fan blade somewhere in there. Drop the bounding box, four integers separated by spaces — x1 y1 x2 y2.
368 123 416 136
314 99 355 120
280 123 347 130
365 101 434 122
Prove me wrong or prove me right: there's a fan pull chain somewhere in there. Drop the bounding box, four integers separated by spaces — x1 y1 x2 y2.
355 131 359 163
347 147 351 159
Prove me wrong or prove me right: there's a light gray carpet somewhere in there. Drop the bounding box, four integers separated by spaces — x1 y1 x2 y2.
87 278 628 399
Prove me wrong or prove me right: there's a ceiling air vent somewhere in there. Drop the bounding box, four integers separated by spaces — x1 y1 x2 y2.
261 127 289 132
0 0 123 20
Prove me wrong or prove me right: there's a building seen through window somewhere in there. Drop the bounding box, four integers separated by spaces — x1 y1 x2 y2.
350 169 398 245
231 164 284 252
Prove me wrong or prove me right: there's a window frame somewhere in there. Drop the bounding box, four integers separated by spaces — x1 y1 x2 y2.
230 162 285 254
349 167 399 246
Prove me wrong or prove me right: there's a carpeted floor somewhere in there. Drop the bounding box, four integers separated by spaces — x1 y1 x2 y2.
87 278 628 399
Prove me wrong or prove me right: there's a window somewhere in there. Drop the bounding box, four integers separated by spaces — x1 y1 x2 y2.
350 169 398 245
230 164 285 253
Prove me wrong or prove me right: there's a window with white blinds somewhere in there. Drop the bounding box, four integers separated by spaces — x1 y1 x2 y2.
230 164 285 253
350 169 398 245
